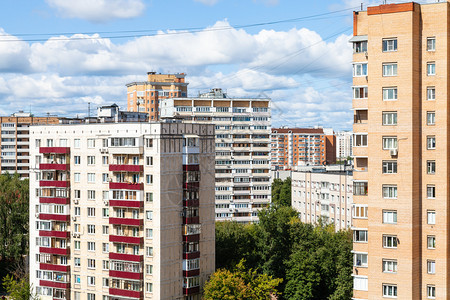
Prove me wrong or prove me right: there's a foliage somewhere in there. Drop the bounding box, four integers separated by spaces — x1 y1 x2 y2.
2 274 38 300
271 177 291 207
203 260 282 300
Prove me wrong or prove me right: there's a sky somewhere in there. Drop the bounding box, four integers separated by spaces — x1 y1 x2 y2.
0 0 429 130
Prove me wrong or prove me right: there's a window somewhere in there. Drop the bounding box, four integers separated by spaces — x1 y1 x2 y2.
427 210 436 225
102 173 109 183
146 210 153 221
74 139 80 148
74 156 80 165
353 134 367 147
74 257 80 267
427 87 435 100
382 161 397 174
74 240 80 250
382 87 397 101
427 185 435 199
146 192 153 202
427 260 435 274
353 276 368 291
102 208 109 218
382 137 397 150
353 205 368 219
146 228 153 239
427 161 436 174
146 156 153 166
353 41 367 53
87 156 95 165
427 236 436 249
88 190 95 200
146 138 153 147
382 38 397 52
383 63 398 76
88 173 95 183
427 285 436 299
354 253 368 267
102 225 109 235
382 259 397 273
383 235 398 248
383 284 397 298
88 242 95 251
103 278 109 288
353 86 368 99
382 112 397 125
427 37 435 51
74 275 81 284
427 136 436 150
353 63 368 77
74 190 80 199
87 259 96 269
427 62 436 75
353 230 368 243
146 247 153 257
383 210 397 224
74 207 80 216
103 260 109 270
146 283 153 293
102 243 109 253
88 207 95 217
146 175 153 184
74 173 80 182
87 276 95 286
146 264 153 274
87 224 95 234
383 185 397 199
353 182 368 196
87 139 95 148
427 112 435 125
102 156 109 164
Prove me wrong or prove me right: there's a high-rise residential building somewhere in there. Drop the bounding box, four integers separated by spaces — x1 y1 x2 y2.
335 131 353 160
291 166 353 231
161 88 271 223
351 2 448 299
0 112 60 177
29 121 215 300
270 127 336 170
126 72 188 121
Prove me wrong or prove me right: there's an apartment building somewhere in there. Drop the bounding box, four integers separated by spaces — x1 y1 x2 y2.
126 72 188 121
29 121 215 300
291 167 353 231
351 2 448 299
271 128 336 169
336 131 353 160
161 88 271 223
0 112 59 177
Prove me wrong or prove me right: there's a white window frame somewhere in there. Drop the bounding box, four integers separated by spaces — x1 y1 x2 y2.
382 38 397 52
427 136 436 150
427 86 435 100
382 259 397 273
382 185 397 199
353 63 368 77
427 235 436 249
427 37 436 51
383 210 397 224
382 235 398 248
427 112 436 125
382 161 397 174
382 63 398 77
427 62 436 76
427 210 436 225
382 112 397 126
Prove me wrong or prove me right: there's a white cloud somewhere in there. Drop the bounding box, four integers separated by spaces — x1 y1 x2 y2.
193 0 219 5
46 0 145 22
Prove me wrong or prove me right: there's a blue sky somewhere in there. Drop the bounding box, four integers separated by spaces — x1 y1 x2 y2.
0 0 392 130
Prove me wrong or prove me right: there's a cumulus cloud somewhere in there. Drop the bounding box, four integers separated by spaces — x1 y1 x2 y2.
46 0 145 22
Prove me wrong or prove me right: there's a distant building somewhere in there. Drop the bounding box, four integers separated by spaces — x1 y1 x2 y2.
291 166 353 231
126 72 188 121
270 127 336 169
336 131 353 160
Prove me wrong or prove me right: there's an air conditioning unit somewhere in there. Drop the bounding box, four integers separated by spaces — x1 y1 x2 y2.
73 199 79 204
364 51 368 57
72 232 78 237
35 213 39 218
390 148 398 156
103 200 109 206
76 233 80 238
72 216 77 221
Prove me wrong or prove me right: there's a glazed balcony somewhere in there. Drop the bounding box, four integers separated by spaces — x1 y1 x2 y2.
184 182 199 189
39 164 69 171
39 230 70 239
109 270 143 280
183 165 200 171
109 217 143 227
40 181 70 188
183 269 200 277
109 235 143 245
183 216 200 225
38 214 70 222
109 252 143 262
109 200 143 208
40 263 70 273
109 182 144 191
182 234 200 243
39 147 70 154
183 286 200 295
39 197 70 205
183 251 200 260
39 247 69 256
109 288 143 299
39 280 70 289
109 165 143 173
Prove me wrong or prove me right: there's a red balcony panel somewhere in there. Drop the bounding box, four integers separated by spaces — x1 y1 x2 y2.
183 216 200 225
109 270 143 280
109 252 143 262
39 147 70 154
40 263 70 273
183 269 200 277
183 234 200 243
183 286 200 295
39 197 70 205
40 181 70 188
183 165 200 171
39 230 69 238
109 217 143 226
183 199 199 207
109 182 144 190
39 164 69 171
109 164 143 172
109 288 143 299
183 252 200 260
39 247 69 256
109 235 143 245
39 280 69 289
109 200 142 208
38 214 70 221
184 182 199 189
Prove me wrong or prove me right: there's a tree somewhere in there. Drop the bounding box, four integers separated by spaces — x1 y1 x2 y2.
2 275 38 300
203 260 282 300
271 178 291 207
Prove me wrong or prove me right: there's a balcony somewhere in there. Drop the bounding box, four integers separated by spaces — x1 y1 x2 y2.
183 286 200 295
109 182 144 191
39 163 69 171
183 269 200 277
109 235 143 245
184 182 199 189
184 199 199 207
109 165 143 172
39 197 70 205
40 181 70 188
109 218 143 226
38 214 70 222
109 270 143 280
39 280 70 289
183 216 200 225
109 252 143 262
40 263 70 273
39 147 70 154
182 234 200 243
183 251 200 260
39 247 70 256
183 165 200 171
39 230 70 238
109 288 143 299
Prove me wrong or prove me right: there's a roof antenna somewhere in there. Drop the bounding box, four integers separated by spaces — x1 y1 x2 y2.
88 102 91 119
361 3 363 10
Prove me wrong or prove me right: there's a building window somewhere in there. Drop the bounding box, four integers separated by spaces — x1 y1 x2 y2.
102 260 109 270
382 161 397 174
74 173 80 183
353 205 368 219
88 207 95 216
382 112 397 126
74 240 80 250
353 276 368 291
87 224 95 234
353 63 368 77
102 243 109 253
427 210 436 225
146 175 153 184
87 292 95 300
383 235 398 248
427 185 435 199
146 192 153 202
146 264 153 274
353 41 367 53
354 253 368 267
353 86 368 99
382 137 397 150
427 37 436 51
102 173 109 183
383 87 398 101
353 230 368 243
74 156 80 165
87 139 95 148
382 284 397 298
427 260 436 274
74 257 80 267
383 63 398 76
87 156 95 165
427 285 436 299
146 247 153 257
102 278 109 288
88 242 95 251
102 208 109 218
383 210 397 224
427 236 436 249
382 185 397 199
427 87 435 100
427 161 436 174
353 134 368 147
74 207 80 216
382 38 397 52
427 136 436 150
88 190 96 200
146 210 153 221
87 173 95 183
102 225 109 235
102 156 108 165
427 62 436 75
427 112 435 125
146 156 153 166
87 259 96 269
353 181 368 196
382 259 397 273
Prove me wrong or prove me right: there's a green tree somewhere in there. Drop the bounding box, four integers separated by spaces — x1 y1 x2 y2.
203 260 282 300
271 177 291 207
2 274 38 300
